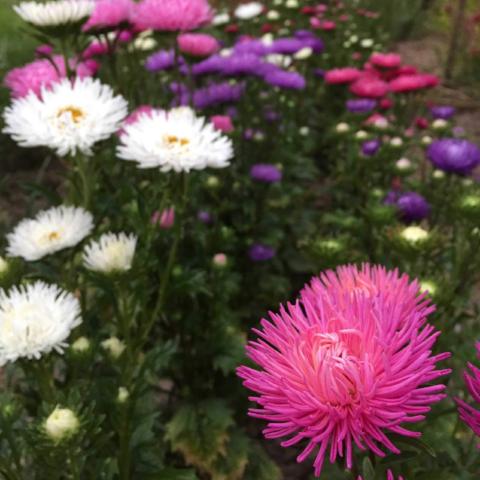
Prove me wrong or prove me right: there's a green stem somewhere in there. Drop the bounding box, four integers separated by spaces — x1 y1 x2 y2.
75 154 91 208
4 425 22 472
34 360 55 404
68 450 81 480
140 174 189 346
118 404 131 480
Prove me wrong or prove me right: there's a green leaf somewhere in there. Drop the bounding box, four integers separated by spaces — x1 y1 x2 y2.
142 468 198 480
165 399 233 470
362 457 376 480
389 435 437 458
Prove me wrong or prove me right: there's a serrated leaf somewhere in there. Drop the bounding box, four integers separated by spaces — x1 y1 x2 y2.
165 399 233 470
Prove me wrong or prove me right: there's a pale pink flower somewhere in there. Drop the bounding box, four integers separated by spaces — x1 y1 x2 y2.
83 0 134 30
211 115 234 133
177 33 220 57
130 0 214 32
4 55 95 99
118 105 155 136
238 264 451 477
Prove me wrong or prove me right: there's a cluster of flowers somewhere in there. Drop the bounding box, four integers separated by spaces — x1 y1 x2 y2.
1 0 480 478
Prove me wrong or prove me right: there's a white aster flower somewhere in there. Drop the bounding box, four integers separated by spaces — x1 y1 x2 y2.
294 47 313 60
83 232 137 273
285 0 298 7
14 0 94 27
117 107 234 173
266 10 280 20
3 77 128 157
335 122 350 133
0 282 81 365
396 157 412 171
212 12 230 26
400 226 429 244
7 205 94 262
234 2 263 20
432 118 448 130
361 38 374 48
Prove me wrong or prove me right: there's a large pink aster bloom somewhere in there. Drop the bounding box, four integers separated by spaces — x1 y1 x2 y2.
83 0 134 31
130 0 213 32
4 55 95 99
456 342 480 440
238 264 451 477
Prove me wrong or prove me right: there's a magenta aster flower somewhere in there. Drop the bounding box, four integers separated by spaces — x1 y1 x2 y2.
131 0 213 32
456 342 480 440
4 55 94 99
83 0 134 31
238 264 451 477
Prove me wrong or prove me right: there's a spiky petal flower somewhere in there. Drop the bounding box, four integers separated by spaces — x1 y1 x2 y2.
83 0 134 31
14 0 94 27
3 77 128 156
83 232 137 273
456 342 480 439
7 206 94 262
238 264 450 477
0 282 81 365
117 107 233 172
130 0 213 32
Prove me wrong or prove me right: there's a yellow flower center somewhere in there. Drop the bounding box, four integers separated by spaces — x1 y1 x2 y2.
164 135 190 147
57 106 85 124
48 231 60 241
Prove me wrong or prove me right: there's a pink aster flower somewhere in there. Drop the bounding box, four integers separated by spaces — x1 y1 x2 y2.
130 0 214 32
237 264 451 477
177 33 220 57
390 74 439 93
211 115 234 133
350 75 389 98
4 55 95 99
83 0 134 31
456 342 480 440
324 67 362 85
370 52 402 69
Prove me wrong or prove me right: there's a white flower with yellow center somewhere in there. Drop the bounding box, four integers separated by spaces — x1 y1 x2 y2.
83 232 137 273
0 282 81 365
7 206 94 262
3 77 128 156
117 107 234 172
14 0 94 27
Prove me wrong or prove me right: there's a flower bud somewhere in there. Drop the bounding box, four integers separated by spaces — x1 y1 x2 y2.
71 336 90 354
101 337 126 359
44 407 79 443
117 387 129 404
335 122 350 134
212 253 228 267
206 176 220 188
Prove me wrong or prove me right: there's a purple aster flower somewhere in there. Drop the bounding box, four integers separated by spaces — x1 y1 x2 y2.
396 192 431 222
221 53 273 77
191 55 225 76
263 69 306 90
270 38 306 54
361 139 381 156
264 108 281 123
145 49 183 72
384 190 399 206
346 98 377 114
430 105 456 120
193 82 244 109
427 139 480 175
250 164 282 183
314 68 325 78
234 39 271 56
248 244 276 262
197 210 213 224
